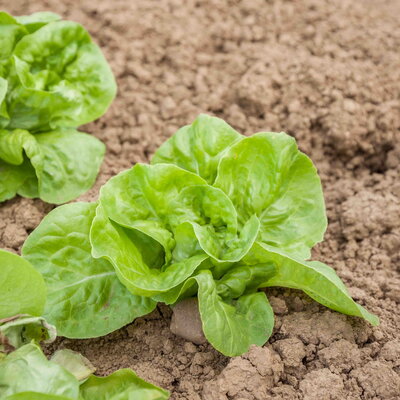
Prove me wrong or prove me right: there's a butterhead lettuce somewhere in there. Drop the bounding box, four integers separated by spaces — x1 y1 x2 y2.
0 11 116 203
23 114 379 356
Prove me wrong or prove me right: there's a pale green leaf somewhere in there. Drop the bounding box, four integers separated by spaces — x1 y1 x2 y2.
214 132 327 259
22 202 155 338
51 349 95 381
91 204 209 297
33 129 105 204
171 185 260 262
0 129 104 204
0 129 42 201
193 270 274 357
0 344 79 398
80 369 170 400
0 12 27 60
152 114 242 184
99 163 206 227
8 20 116 131
0 129 40 165
97 163 258 277
15 12 61 33
252 243 379 326
5 393 74 400
0 77 8 122
0 158 36 202
0 249 46 319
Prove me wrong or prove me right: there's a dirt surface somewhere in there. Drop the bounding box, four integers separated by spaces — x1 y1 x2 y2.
1 0 400 398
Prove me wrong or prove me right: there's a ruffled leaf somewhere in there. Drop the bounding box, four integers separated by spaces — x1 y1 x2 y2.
152 114 241 184
0 128 104 204
6 20 116 131
215 132 327 259
91 203 209 297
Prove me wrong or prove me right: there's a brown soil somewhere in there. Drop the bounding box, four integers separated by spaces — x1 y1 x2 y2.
1 0 400 399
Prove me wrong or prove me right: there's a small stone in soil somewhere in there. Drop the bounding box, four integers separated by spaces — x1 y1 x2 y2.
170 298 206 345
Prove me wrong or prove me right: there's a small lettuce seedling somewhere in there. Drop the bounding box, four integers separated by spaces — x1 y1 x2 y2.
23 114 379 356
0 11 116 203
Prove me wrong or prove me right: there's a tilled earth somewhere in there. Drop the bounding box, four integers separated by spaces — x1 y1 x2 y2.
1 0 399 399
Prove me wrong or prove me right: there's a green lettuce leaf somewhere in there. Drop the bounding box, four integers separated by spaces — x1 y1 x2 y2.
244 243 379 326
80 369 169 400
91 203 209 297
33 129 105 203
91 164 210 296
215 261 276 298
0 128 104 204
151 113 242 184
214 132 327 260
0 315 56 353
15 12 61 33
155 265 276 356
0 12 27 61
0 249 46 319
0 128 41 165
5 20 116 131
194 270 274 357
171 185 260 262
99 163 207 228
0 11 60 64
51 349 96 381
0 128 42 200
0 343 79 398
153 117 327 260
22 202 155 338
5 393 73 400
91 163 261 297
0 158 36 202
0 77 8 119
0 344 169 400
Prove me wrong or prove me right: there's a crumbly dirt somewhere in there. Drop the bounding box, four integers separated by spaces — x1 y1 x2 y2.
1 0 400 398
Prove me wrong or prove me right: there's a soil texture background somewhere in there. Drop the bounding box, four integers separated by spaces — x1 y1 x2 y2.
1 0 400 399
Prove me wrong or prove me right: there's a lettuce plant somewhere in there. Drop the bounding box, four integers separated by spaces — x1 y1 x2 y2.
0 344 170 399
0 11 116 203
23 114 379 356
